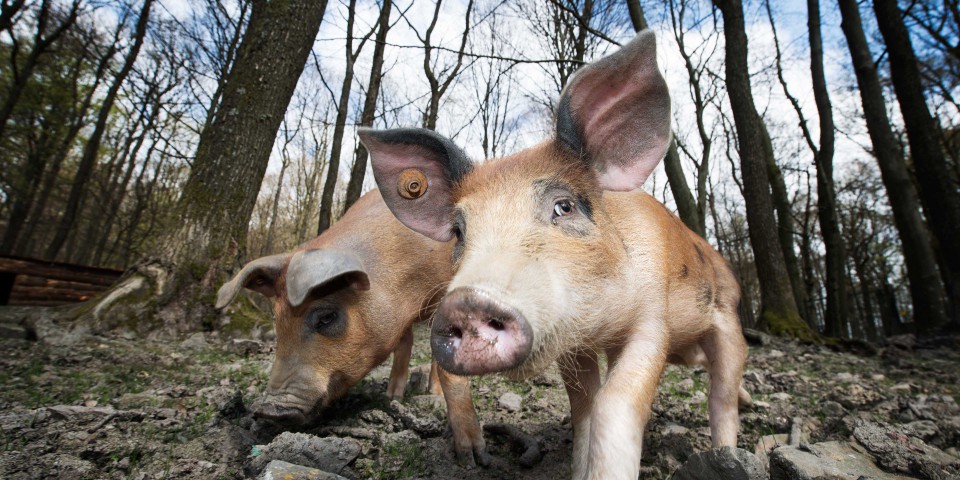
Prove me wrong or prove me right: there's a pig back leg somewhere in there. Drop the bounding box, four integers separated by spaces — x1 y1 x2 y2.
559 349 602 478
436 363 490 467
386 327 414 399
701 312 748 447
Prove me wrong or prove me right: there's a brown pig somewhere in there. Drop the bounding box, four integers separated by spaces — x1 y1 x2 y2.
215 190 490 466
360 30 751 479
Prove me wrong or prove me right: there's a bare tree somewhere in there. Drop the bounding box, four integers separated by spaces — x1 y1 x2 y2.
344 0 394 210
838 0 950 333
873 0 960 331
712 0 810 339
46 0 155 260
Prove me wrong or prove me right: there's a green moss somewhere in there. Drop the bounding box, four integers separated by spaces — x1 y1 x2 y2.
219 293 270 337
762 308 819 343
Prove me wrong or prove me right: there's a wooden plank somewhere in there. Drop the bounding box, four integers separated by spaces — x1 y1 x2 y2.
0 256 122 287
14 275 105 292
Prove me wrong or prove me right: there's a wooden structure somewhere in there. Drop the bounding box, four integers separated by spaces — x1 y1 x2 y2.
0 255 123 306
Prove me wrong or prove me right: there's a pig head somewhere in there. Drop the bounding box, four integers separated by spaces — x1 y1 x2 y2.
215 191 490 466
362 30 749 479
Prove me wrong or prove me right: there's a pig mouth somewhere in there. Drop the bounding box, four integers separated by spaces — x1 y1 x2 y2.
431 287 534 376
251 393 322 426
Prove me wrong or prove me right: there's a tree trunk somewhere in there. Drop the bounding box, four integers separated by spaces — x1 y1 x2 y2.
317 0 359 234
764 151 809 324
343 0 392 211
45 0 154 260
420 0 473 130
626 0 648 31
713 0 810 340
88 0 328 333
837 0 950 333
808 0 847 338
873 0 960 332
663 142 704 237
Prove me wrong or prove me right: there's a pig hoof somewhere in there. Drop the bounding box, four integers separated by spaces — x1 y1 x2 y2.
455 444 491 468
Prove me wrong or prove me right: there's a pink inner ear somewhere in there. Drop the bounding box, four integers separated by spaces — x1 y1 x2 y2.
563 31 672 192
365 137 457 243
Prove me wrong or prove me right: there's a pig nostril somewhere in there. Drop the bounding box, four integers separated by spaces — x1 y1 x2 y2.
488 318 505 331
450 326 463 339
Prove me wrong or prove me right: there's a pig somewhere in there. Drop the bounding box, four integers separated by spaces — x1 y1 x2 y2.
360 30 751 479
215 190 490 466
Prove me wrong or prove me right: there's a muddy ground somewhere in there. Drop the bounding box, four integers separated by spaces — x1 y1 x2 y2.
0 308 958 479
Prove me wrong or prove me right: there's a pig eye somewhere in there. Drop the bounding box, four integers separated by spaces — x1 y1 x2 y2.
306 307 345 337
553 200 574 218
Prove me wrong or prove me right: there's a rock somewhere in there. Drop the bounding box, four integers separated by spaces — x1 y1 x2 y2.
887 334 916 350
661 422 689 436
670 447 766 480
406 364 433 395
821 401 845 417
27 314 89 346
218 389 246 419
409 394 445 411
742 328 771 346
905 420 940 440
0 322 31 340
248 433 361 476
835 372 855 383
677 378 695 391
227 338 263 356
498 392 522 412
688 391 707 405
770 441 900 480
258 460 347 480
770 392 791 402
768 349 785 359
754 434 790 459
852 421 960 477
743 371 765 385
389 400 443 436
180 332 208 351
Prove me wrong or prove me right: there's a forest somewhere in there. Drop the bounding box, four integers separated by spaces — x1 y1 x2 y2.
0 0 958 479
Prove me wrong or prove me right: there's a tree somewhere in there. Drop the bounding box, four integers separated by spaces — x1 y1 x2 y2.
873 0 960 331
317 0 374 234
765 0 847 336
46 0 155 260
712 0 811 339
343 0 393 211
838 0 950 333
89 0 329 332
413 0 473 130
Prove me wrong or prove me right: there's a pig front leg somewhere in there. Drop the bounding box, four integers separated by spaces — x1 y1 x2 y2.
582 327 667 480
436 362 490 467
559 349 601 479
386 328 414 399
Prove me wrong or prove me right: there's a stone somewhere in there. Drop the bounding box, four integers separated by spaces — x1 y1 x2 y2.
498 392 522 412
821 401 845 417
835 372 855 383
677 378 695 391
218 389 246 419
904 420 939 440
771 392 791 402
258 460 347 480
670 447 766 480
661 422 689 436
227 338 263 356
248 433 361 476
754 434 790 459
743 371 765 385
688 391 707 405
852 421 960 477
0 322 30 340
770 441 900 480
389 400 443 436
180 332 208 351
406 364 433 395
409 394 445 411
887 334 916 350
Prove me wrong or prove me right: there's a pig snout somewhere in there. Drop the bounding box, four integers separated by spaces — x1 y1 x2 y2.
431 287 533 375
251 397 308 425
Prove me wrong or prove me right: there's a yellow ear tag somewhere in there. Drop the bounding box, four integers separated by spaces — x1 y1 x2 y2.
398 168 427 199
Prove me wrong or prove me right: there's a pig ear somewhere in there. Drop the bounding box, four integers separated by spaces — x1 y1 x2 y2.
286 249 370 308
359 127 472 242
556 29 671 191
216 254 291 309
